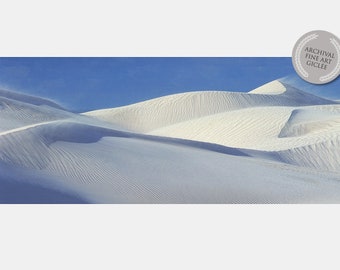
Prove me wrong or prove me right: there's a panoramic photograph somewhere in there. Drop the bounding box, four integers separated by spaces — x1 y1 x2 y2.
1 57 340 203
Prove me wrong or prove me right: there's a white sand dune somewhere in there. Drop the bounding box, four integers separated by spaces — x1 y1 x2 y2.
0 93 73 132
0 89 64 109
85 81 335 132
1 81 340 203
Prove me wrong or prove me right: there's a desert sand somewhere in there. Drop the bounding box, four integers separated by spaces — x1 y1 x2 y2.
1 81 340 203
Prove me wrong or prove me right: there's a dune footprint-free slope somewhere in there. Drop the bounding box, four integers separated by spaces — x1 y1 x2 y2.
1 81 340 203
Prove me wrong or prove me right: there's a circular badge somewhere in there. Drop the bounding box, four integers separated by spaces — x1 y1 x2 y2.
292 30 340 84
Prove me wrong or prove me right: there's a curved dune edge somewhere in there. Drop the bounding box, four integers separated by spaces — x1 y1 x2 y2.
248 80 287 95
1 80 340 203
85 81 335 133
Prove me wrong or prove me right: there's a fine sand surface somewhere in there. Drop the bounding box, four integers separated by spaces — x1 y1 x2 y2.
1 80 340 203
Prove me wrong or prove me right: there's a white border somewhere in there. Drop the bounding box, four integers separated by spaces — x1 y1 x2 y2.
1 205 340 270
0 1 338 56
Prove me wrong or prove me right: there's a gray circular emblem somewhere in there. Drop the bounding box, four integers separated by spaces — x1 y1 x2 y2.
292 30 340 84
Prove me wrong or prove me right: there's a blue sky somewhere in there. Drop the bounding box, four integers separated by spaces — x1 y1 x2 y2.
0 57 339 112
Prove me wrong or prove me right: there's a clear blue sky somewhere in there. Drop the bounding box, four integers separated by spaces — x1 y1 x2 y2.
0 57 338 112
